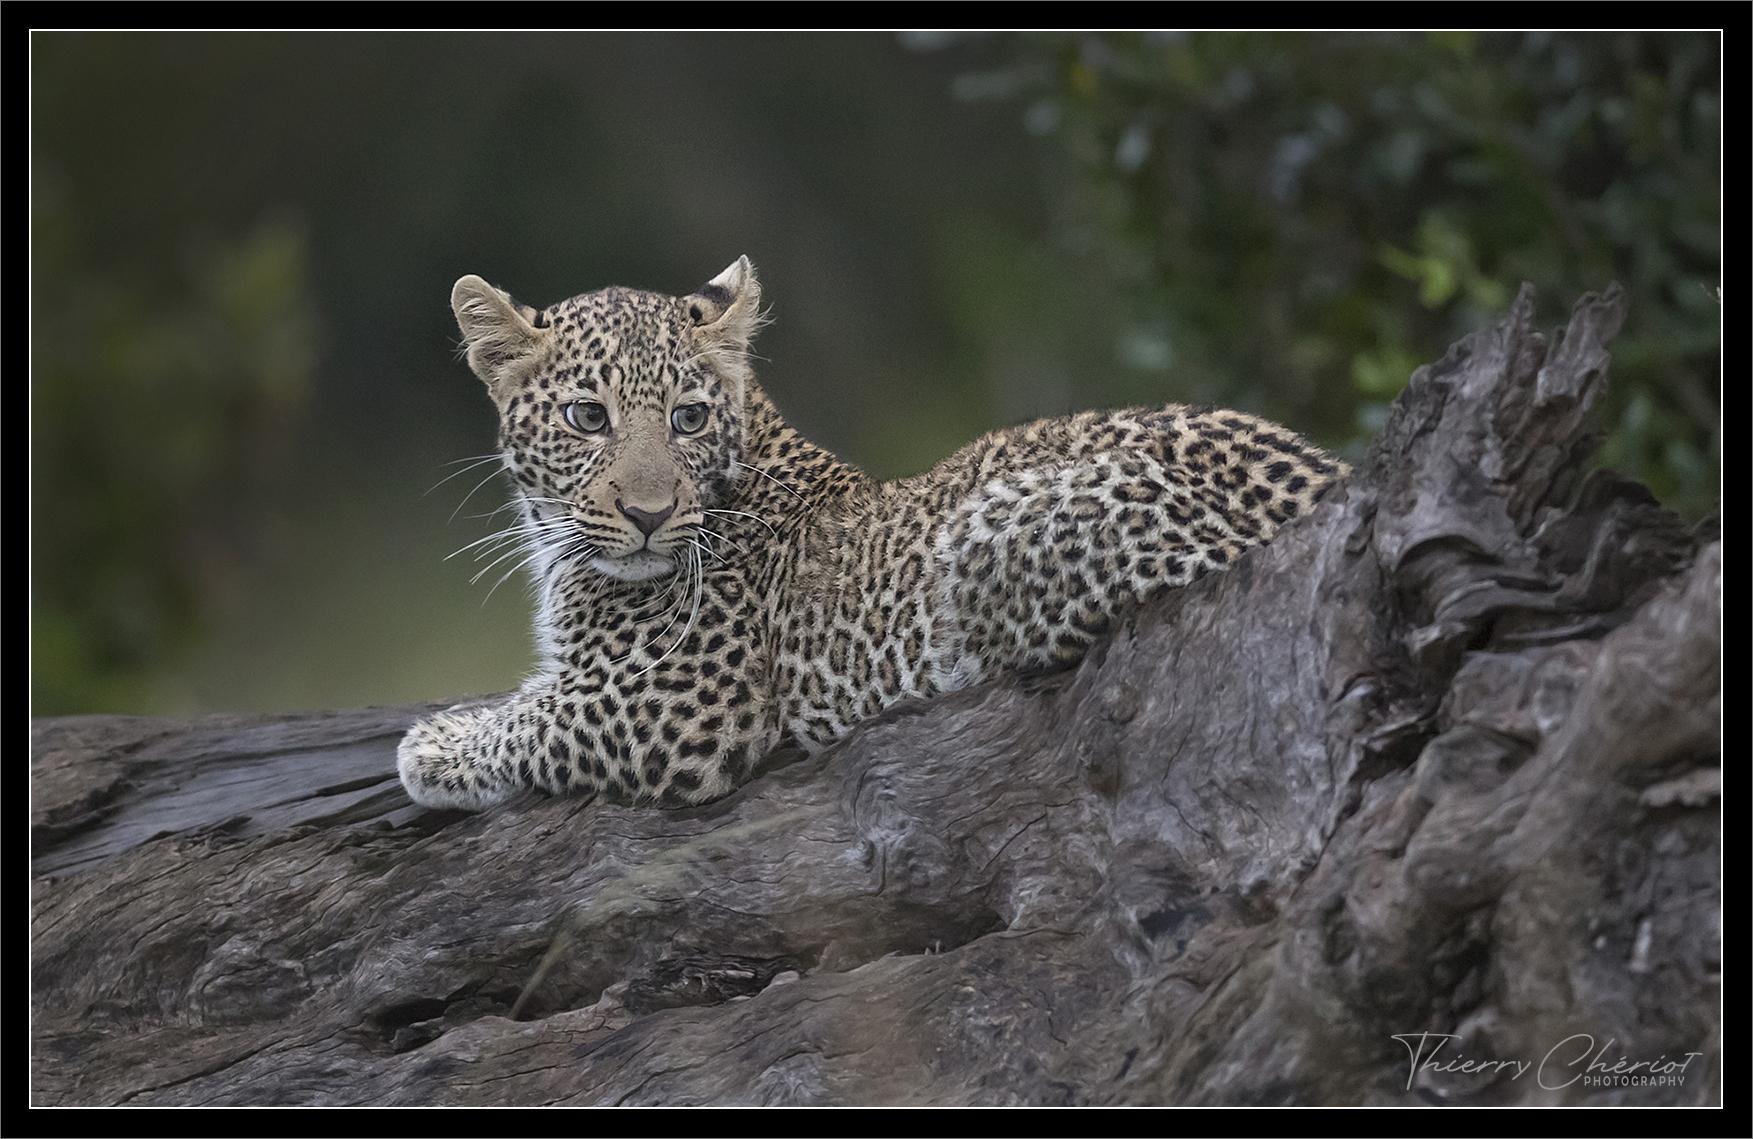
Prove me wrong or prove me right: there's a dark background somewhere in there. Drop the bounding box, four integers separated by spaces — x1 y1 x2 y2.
31 31 1721 716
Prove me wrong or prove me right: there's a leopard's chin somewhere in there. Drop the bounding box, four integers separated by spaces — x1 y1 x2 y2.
590 550 678 583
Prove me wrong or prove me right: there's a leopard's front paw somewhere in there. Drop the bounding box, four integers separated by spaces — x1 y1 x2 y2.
396 709 510 811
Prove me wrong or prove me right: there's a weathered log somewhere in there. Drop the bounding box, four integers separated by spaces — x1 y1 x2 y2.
31 287 1720 1106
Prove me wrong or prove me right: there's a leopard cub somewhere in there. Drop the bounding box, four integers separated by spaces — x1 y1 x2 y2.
398 257 1345 809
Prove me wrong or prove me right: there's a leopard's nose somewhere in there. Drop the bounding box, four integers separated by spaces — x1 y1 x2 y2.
617 499 676 537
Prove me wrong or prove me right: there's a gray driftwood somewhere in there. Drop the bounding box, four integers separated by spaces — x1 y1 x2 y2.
31 288 1721 1106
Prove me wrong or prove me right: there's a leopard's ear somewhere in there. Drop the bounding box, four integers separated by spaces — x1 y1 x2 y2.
686 256 764 365
451 275 548 386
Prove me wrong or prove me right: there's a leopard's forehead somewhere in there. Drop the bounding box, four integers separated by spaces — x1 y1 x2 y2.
527 286 700 405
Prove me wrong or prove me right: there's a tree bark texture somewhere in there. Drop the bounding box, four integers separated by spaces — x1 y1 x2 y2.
31 287 1721 1106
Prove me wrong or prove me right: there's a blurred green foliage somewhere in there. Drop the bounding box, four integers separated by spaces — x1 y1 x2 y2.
32 179 317 711
913 30 1721 514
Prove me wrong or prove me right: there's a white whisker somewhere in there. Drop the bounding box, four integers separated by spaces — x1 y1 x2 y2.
486 534 595 603
687 537 728 566
692 525 745 557
469 521 579 582
439 452 503 467
631 544 703 678
448 465 512 523
703 507 779 538
614 568 692 664
446 516 578 562
423 454 504 498
735 460 807 502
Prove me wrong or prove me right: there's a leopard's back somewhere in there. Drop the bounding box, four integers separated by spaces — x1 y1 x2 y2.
764 404 1346 751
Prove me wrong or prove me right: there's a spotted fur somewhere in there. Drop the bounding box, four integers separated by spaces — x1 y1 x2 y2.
398 257 1347 810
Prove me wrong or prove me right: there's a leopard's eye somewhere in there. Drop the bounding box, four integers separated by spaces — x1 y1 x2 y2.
671 403 709 435
563 401 609 434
